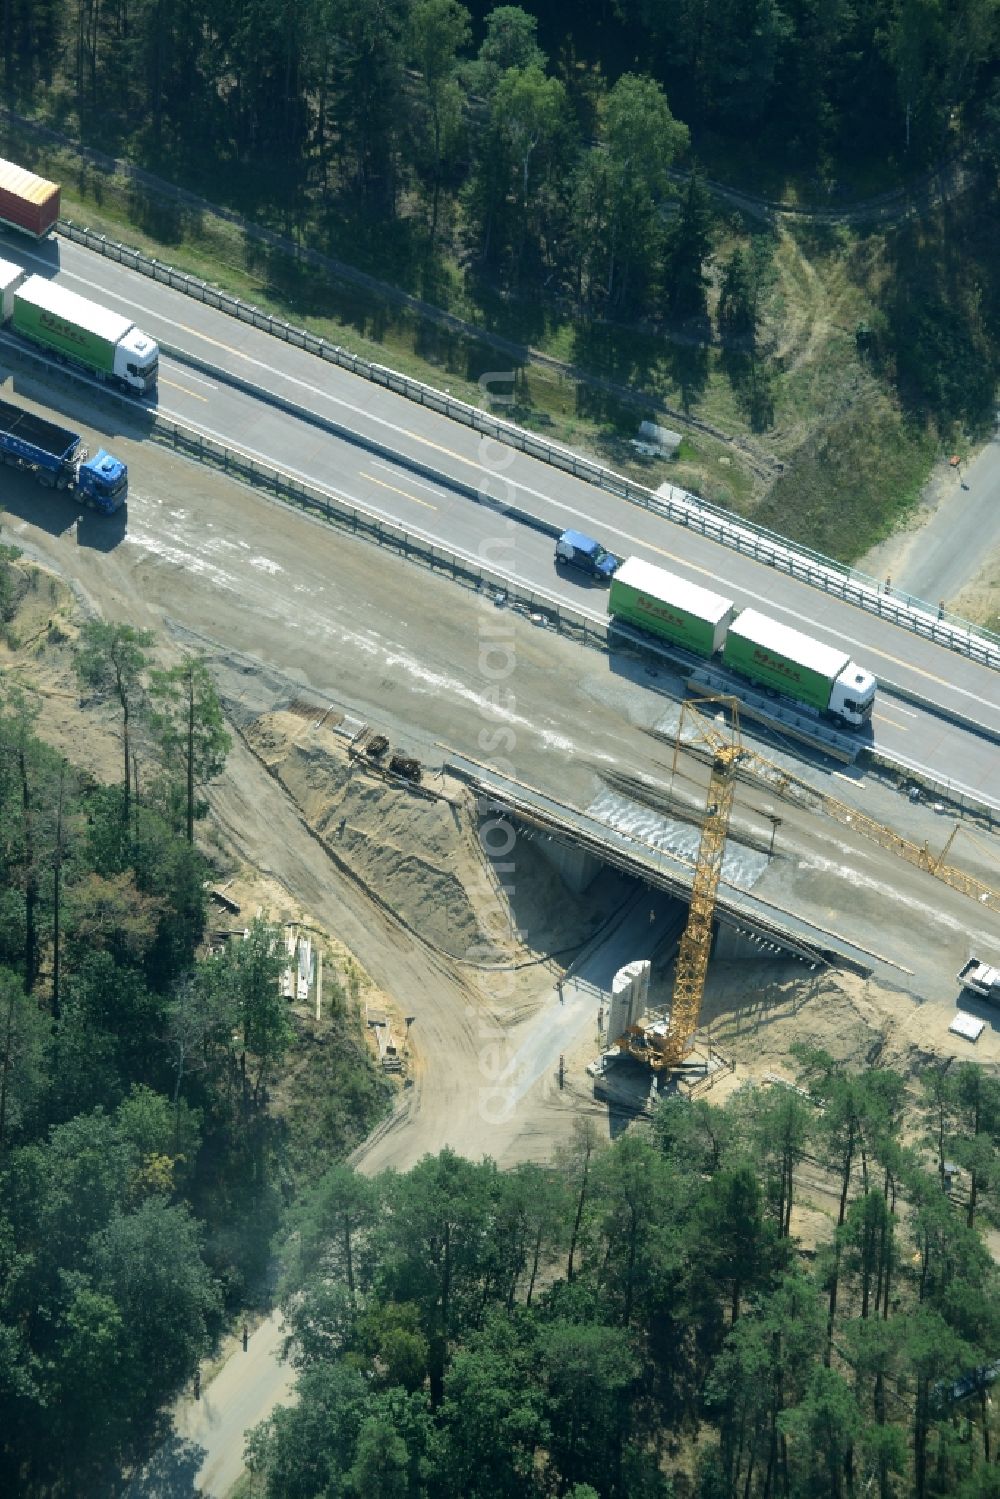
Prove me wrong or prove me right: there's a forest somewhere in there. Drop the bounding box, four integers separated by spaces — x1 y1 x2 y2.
0 560 389 1496
2 0 999 457
1 6 1000 1495
247 1056 1000 1499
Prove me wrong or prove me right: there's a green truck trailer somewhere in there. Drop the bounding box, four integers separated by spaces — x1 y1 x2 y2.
722 608 875 723
607 557 876 728
607 556 737 656
8 274 158 396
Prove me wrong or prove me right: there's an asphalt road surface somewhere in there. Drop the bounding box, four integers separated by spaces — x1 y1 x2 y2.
0 229 998 804
893 432 1000 607
2 223 998 1499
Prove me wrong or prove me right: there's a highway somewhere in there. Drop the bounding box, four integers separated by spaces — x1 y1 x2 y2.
2 221 998 1496
0 227 998 806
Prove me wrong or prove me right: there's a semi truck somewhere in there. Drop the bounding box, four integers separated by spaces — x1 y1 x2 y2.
722 609 876 726
0 158 60 238
0 260 158 397
0 395 128 513
607 556 876 728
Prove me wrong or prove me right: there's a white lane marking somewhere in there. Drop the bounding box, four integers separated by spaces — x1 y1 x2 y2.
168 395 997 720
163 362 218 392
163 420 451 535
37 250 995 710
886 757 1000 812
360 470 437 510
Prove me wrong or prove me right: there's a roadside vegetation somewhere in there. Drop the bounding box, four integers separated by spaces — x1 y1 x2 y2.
0 569 389 1495
2 1 999 560
248 1055 1000 1498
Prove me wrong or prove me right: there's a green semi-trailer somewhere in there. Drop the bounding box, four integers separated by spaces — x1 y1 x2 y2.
722 609 845 713
14 288 116 375
7 273 158 396
605 558 876 727
607 556 737 656
721 608 876 722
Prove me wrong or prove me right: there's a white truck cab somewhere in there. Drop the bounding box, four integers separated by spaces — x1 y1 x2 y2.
958 958 1000 1004
116 326 159 395
828 662 877 726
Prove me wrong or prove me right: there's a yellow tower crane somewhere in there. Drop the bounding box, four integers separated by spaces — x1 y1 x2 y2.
620 698 742 1073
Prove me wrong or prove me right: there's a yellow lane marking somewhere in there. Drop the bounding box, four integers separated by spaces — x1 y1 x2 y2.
175 322 241 356
159 377 208 402
164 318 990 710
632 540 961 688
632 536 980 701
174 321 480 467
874 713 909 732
360 471 437 510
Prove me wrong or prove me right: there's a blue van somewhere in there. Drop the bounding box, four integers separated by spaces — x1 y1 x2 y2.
554 529 621 581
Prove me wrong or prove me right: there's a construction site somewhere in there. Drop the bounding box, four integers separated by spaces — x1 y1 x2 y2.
1 405 997 1168
3 382 1000 1496
219 670 1000 1144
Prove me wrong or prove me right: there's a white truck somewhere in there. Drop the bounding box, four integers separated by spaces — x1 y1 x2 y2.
958 957 1000 1004
0 260 158 396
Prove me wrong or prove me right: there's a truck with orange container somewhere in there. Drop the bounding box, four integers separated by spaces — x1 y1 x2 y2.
0 157 60 238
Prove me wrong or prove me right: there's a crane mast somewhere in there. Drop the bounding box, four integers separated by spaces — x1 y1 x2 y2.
620 699 742 1073
661 741 741 1064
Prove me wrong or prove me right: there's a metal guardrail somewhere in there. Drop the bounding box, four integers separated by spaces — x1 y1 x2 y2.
446 751 870 972
160 339 565 544
146 417 609 648
4 331 998 833
150 417 1000 832
57 218 1000 672
868 748 1000 824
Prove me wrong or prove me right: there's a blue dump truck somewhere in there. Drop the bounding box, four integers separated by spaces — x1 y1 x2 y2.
0 395 127 513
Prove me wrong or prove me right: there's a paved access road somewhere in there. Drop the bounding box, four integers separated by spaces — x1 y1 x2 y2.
1 229 997 805
893 433 1000 607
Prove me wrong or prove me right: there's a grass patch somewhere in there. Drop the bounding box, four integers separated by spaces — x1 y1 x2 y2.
754 390 936 561
0 117 949 565
1 118 762 491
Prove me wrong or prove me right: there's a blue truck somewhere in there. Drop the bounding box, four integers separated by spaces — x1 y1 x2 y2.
0 395 127 513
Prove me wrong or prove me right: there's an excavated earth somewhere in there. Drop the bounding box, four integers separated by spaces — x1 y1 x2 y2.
2 379 1000 1175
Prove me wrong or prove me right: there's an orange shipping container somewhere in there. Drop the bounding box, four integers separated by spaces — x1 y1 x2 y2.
0 158 60 239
